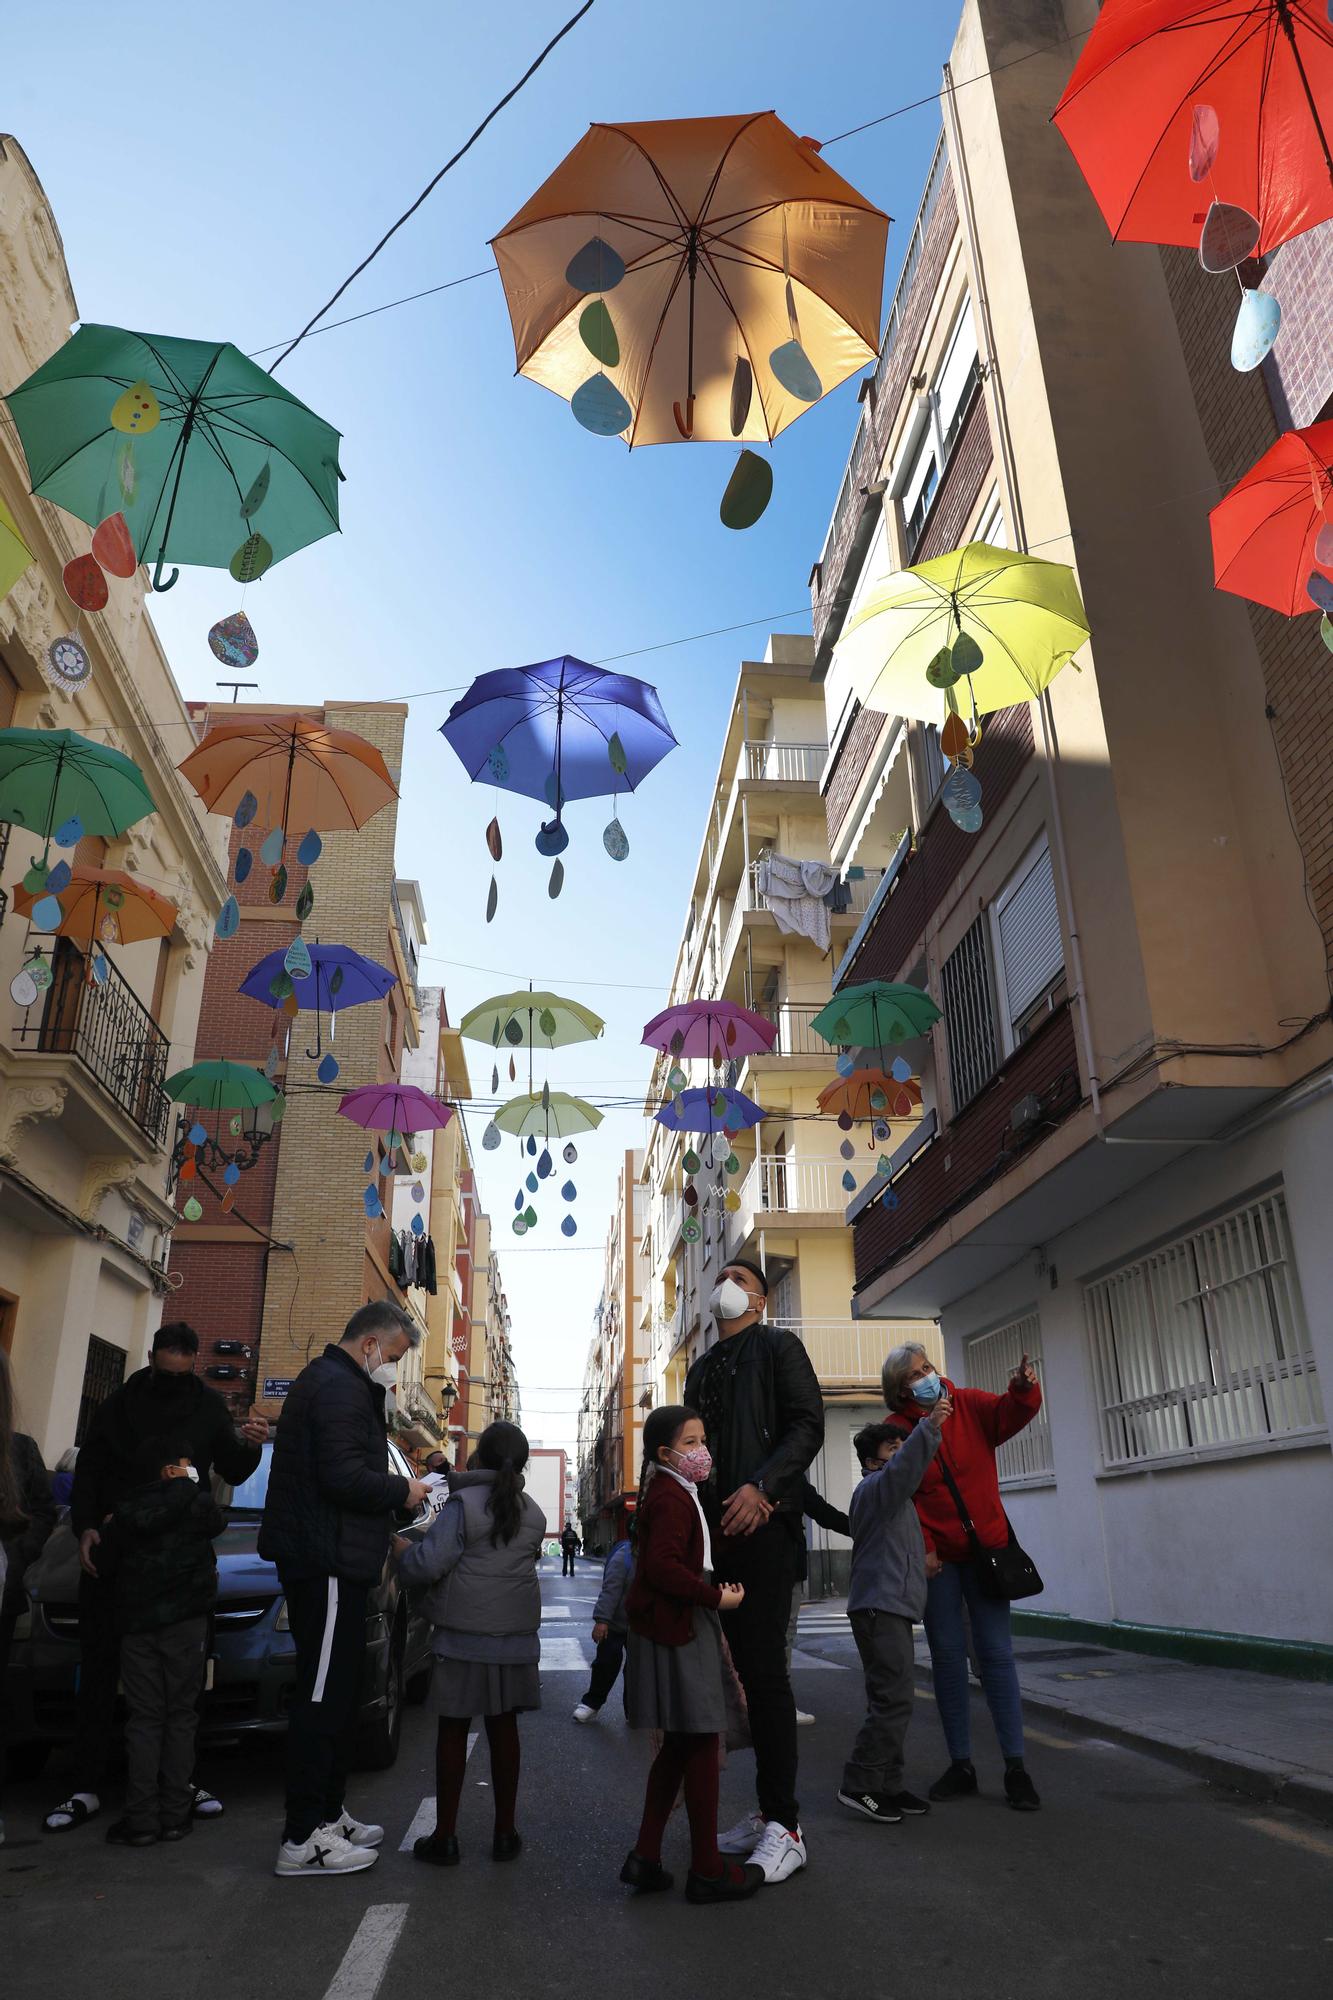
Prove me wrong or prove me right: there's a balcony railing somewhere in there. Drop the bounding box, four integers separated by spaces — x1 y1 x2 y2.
11 941 171 1144
747 1001 836 1059
771 1318 942 1391
741 1154 845 1217
742 740 826 784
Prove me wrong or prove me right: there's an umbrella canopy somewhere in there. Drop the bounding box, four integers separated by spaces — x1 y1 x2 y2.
817 1067 923 1121
1209 419 1333 614
13 865 175 948
1052 2 1333 256
460 989 604 1048
811 981 941 1049
493 1090 604 1139
239 943 397 1014
336 1083 454 1135
0 727 157 850
642 998 777 1062
165 1059 279 1111
834 544 1090 724
442 656 677 807
178 714 397 834
493 111 888 445
5 324 342 591
655 1086 765 1134
0 494 33 603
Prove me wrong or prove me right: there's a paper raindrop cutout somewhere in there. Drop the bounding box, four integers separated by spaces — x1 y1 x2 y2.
720 450 773 530
571 373 633 436
92 513 137 577
63 553 109 612
208 612 258 669
769 339 822 402
563 1142 578 1165
296 882 315 922
318 1053 340 1083
730 355 753 437
230 533 273 584
566 237 626 293
111 381 160 434
284 936 312 980
47 635 92 691
1199 201 1261 274
297 829 323 867
561 1215 578 1237
234 846 253 884
234 791 258 829
182 1197 204 1222
603 817 629 861
260 827 284 866
548 858 565 899
1188 104 1219 183
579 300 620 366
215 896 240 940
1232 288 1281 371
485 818 503 862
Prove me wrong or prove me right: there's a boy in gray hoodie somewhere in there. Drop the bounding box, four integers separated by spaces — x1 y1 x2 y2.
837 1394 951 1825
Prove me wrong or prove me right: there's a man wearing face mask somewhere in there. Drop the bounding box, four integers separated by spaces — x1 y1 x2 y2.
45 1322 265 1836
259 1301 430 1878
683 1260 823 1886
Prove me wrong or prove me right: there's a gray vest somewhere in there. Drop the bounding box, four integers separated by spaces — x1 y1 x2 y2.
427 1473 545 1636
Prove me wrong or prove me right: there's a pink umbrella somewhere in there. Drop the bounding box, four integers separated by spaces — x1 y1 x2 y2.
642 999 777 1064
336 1083 454 1136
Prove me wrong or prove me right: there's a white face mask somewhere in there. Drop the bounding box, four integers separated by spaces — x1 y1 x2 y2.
365 1340 398 1391
709 1275 755 1322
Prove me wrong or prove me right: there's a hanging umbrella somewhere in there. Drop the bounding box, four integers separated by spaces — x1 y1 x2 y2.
0 494 33 603
811 981 940 1050
13 865 175 952
5 324 342 591
0 727 157 856
493 112 887 449
835 544 1091 726
1209 418 1333 615
654 1086 765 1134
493 1090 604 1140
817 1067 922 1122
642 998 777 1063
165 1059 280 1112
460 989 605 1048
238 942 397 1073
337 1082 454 1136
1052 1 1333 257
178 714 397 837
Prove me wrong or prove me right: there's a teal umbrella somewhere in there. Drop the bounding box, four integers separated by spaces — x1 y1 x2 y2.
811 980 941 1049
0 726 156 856
165 1059 280 1112
5 325 342 591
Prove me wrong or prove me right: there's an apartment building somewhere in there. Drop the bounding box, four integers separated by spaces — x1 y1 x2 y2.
390 975 465 1452
579 1148 645 1555
0 138 229 1458
812 0 1333 1664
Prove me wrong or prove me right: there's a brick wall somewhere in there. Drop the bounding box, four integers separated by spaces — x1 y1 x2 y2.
1263 224 1333 427
825 703 887 846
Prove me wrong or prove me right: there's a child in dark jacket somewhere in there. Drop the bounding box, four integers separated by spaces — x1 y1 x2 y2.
620 1406 762 1906
573 1535 634 1723
99 1442 225 1846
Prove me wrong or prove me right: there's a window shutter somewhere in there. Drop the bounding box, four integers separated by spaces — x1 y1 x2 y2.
998 845 1063 1024
941 916 997 1111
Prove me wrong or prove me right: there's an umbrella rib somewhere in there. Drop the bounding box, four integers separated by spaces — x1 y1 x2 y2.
135 344 229 566
691 249 778 447
695 113 770 233
627 254 693 449
594 124 693 233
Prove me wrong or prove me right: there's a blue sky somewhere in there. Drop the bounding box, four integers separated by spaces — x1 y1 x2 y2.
9 0 958 1447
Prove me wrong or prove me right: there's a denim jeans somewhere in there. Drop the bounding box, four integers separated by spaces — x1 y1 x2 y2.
922 1561 1024 1762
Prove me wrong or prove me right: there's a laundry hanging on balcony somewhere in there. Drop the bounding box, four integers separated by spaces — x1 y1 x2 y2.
755 852 838 952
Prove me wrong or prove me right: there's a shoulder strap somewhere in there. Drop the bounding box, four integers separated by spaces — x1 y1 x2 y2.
934 1453 982 1549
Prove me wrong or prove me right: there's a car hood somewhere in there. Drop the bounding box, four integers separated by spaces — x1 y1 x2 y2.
215 1517 279 1598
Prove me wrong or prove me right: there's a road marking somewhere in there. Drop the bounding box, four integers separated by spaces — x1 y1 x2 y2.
322 1904 408 2000
399 1736 477 1848
1024 1728 1074 1750
540 1605 571 1619
540 1634 590 1671
1243 1816 1333 1861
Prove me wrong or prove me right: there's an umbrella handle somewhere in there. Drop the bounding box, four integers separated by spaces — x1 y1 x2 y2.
672 396 695 441
151 555 181 592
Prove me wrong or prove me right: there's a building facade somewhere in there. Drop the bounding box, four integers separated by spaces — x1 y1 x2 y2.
814 0 1333 1662
578 1148 645 1555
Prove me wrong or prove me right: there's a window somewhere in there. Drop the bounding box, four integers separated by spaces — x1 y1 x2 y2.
937 300 981 454
940 916 998 1112
975 488 1006 549
1085 1191 1322 1469
900 424 938 555
76 1335 127 1446
919 724 947 808
992 842 1066 1052
965 1312 1053 1484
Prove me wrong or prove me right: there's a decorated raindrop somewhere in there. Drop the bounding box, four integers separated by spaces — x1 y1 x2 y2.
561 1180 577 1201
318 1053 340 1083
563 1143 578 1165
561 1215 578 1237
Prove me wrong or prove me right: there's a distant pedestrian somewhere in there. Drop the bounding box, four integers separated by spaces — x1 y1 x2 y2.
397 1420 546 1867
619 1405 763 1905
684 1261 824 1885
259 1302 430 1878
884 1344 1043 1811
573 1534 634 1722
98 1443 226 1846
1 1350 57 1849
837 1404 950 1827
46 1322 264 1837
785 1478 850 1725
560 1522 580 1576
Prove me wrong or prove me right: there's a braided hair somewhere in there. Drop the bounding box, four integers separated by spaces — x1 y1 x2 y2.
476 1420 530 1545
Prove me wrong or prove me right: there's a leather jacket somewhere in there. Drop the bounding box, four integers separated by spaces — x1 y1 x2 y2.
684 1325 824 1514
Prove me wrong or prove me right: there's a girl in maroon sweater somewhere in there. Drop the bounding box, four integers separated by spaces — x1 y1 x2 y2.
620 1406 763 1904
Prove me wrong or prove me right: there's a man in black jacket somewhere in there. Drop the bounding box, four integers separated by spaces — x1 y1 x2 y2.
260 1300 428 1880
684 1260 823 1888
45 1321 264 1836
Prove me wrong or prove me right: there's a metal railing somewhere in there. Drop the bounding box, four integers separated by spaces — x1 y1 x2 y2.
11 942 170 1144
748 1001 833 1058
771 1317 943 1390
741 1154 845 1216
390 882 422 1011
742 740 826 784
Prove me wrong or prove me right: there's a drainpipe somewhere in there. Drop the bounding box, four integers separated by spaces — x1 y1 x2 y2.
942 57 1102 1127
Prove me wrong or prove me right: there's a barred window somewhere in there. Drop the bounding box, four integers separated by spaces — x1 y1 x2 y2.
1085 1191 1322 1469
940 916 998 1112
965 1312 1052 1484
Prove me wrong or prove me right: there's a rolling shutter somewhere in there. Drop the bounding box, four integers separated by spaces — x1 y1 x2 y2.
997 844 1062 1025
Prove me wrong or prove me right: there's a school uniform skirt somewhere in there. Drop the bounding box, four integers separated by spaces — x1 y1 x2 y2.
625 1606 726 1734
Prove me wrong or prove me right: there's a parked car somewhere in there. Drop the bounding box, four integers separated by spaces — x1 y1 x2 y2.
4 1436 443 1779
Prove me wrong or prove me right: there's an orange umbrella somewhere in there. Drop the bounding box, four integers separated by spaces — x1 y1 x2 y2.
493 112 888 446
13 865 176 950
177 714 397 835
818 1068 922 1122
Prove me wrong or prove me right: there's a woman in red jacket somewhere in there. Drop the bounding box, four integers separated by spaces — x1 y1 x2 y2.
884 1343 1042 1812
620 1405 763 1904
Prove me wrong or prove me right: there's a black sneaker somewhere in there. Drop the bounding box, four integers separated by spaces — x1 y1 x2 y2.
1004 1766 1041 1812
886 1790 930 1816
620 1850 674 1892
685 1861 765 1904
106 1818 158 1847
836 1788 903 1824
928 1760 978 1802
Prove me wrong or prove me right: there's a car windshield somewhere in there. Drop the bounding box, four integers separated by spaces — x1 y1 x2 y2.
222 1442 272 1515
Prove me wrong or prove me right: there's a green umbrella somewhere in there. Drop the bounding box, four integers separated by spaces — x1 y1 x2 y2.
493 1090 603 1140
460 989 605 1050
5 325 342 592
0 726 156 856
811 980 941 1050
165 1060 280 1112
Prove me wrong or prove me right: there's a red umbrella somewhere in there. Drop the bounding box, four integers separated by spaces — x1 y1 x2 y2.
1209 419 1333 614
1052 1 1333 255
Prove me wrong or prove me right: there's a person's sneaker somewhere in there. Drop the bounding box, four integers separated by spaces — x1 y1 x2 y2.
795 1709 816 1726
929 1759 978 1802
1004 1766 1041 1812
331 1807 384 1848
106 1818 158 1847
45 1792 100 1833
620 1850 674 1893
572 1703 599 1723
717 1809 766 1856
274 1824 378 1876
886 1790 930 1816
837 1788 902 1825
749 1821 807 1883
685 1861 765 1904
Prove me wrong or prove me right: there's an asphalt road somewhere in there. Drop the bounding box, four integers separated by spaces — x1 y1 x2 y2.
3 1561 1330 2000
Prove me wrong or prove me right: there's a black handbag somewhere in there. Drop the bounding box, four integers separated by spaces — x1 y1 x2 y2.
935 1458 1043 1603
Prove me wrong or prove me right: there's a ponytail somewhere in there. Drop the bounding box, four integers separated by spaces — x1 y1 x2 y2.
476 1419 529 1545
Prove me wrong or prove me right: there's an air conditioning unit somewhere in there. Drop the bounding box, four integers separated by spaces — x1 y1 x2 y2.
1010 1094 1042 1135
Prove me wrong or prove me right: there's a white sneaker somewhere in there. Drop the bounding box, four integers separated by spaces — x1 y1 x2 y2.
330 1807 384 1848
717 1810 767 1856
750 1821 808 1884
274 1824 378 1876
572 1703 598 1723
796 1710 816 1726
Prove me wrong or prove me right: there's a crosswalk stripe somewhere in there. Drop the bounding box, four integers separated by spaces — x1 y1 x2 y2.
398 1734 477 1849
539 1634 590 1671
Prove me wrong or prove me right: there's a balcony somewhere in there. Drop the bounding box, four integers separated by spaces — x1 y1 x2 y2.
746 1000 838 1060
738 1154 845 1223
742 740 825 785
10 941 171 1146
772 1317 941 1393
720 862 886 979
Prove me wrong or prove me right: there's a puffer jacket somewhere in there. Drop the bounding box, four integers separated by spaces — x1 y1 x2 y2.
684 1324 825 1518
593 1538 634 1633
100 1477 226 1634
398 1471 544 1635
2 1434 57 1615
258 1344 409 1586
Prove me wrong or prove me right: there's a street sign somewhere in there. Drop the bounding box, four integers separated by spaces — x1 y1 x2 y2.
263 1377 294 1399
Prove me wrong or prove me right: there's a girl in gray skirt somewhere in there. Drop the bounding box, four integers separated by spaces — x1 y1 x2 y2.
396 1421 546 1866
620 1406 763 1904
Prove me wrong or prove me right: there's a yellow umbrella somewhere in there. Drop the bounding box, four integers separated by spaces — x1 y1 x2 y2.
0 495 33 604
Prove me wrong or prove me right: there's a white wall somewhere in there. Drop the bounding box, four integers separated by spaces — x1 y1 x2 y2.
802 1398 879 1596
525 1449 566 1540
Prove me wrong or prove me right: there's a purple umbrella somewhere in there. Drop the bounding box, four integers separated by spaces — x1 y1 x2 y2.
337 1083 454 1137
643 999 777 1063
655 1086 766 1135
239 941 397 1073
442 656 677 807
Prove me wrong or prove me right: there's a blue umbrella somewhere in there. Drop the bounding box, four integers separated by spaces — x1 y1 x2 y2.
238 942 397 1072
655 1086 766 1135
